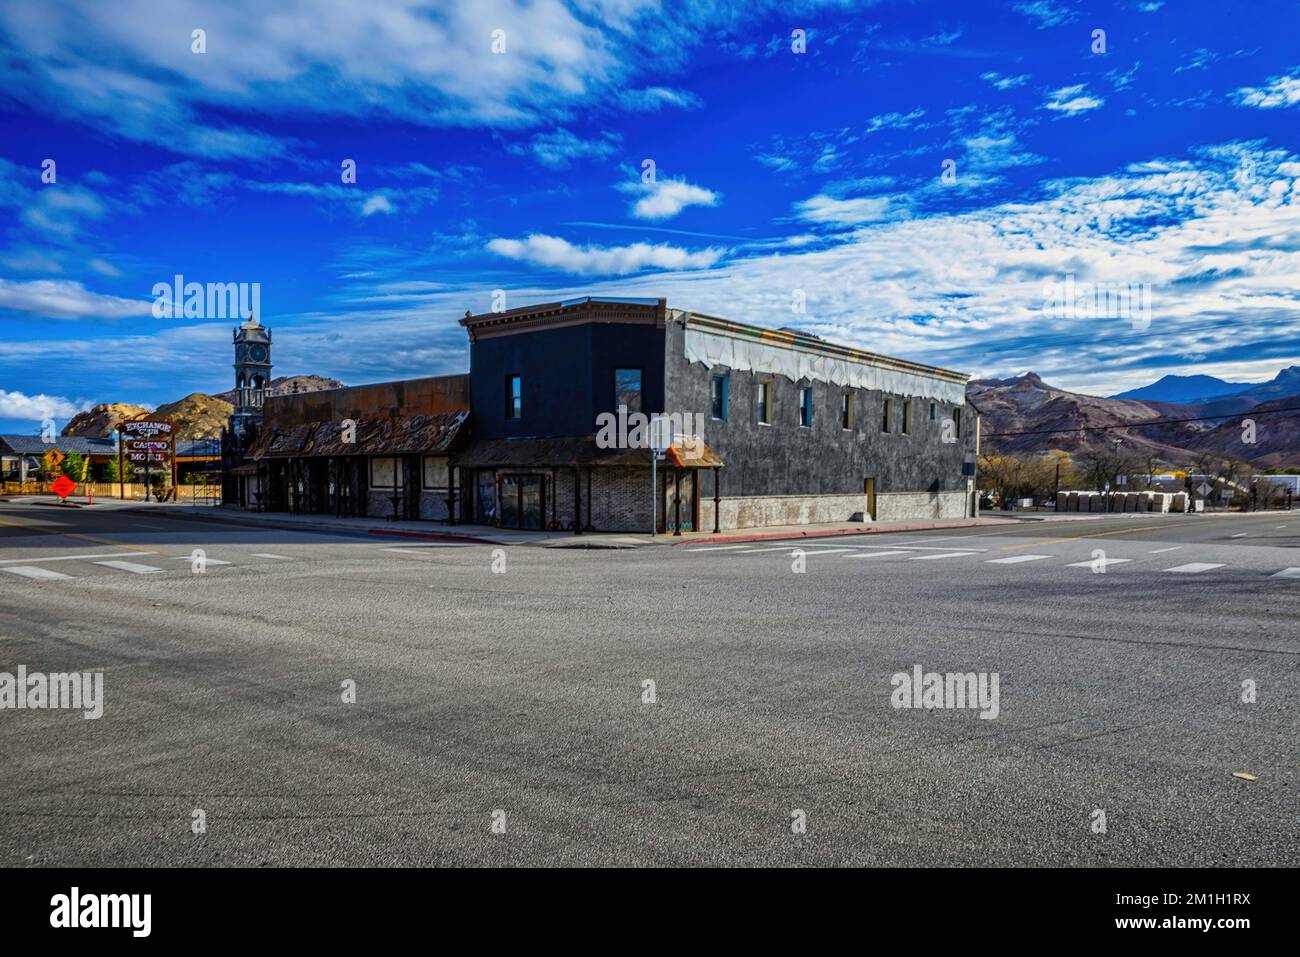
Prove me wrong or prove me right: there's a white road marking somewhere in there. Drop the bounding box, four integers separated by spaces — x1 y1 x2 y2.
909 551 978 560
789 547 857 555
1163 563 1225 574
169 556 232 565
1231 533 1248 538
858 543 988 552
1066 558 1133 569
686 545 752 552
985 554 1053 564
2 566 72 580
0 551 156 566
379 543 474 550
732 545 812 553
1277 525 1287 529
1148 546 1182 554
94 560 164 574
250 553 294 560
844 550 912 559
1272 567 1300 579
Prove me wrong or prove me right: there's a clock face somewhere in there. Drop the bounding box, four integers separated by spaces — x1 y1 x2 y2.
248 343 268 363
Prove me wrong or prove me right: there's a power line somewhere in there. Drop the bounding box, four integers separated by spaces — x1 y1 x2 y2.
982 402 1300 438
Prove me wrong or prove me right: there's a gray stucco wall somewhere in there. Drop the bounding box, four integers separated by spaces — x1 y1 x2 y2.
662 317 976 499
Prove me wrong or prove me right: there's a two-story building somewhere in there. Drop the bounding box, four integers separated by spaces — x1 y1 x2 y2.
227 296 978 533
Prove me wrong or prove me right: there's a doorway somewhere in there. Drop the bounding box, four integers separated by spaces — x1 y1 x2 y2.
500 473 545 530
864 476 876 521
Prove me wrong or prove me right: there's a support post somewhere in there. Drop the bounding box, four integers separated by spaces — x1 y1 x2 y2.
713 467 721 534
117 428 124 500
573 466 581 534
673 469 682 536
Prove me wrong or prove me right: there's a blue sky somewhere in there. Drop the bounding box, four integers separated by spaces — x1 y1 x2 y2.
2 0 1300 433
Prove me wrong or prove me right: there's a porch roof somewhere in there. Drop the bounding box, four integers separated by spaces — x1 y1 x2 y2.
247 410 469 460
452 435 723 470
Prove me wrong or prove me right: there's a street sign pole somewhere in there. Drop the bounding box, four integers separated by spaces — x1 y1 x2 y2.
117 428 124 500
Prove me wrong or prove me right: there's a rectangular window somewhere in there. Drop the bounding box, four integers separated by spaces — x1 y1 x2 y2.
953 407 962 438
711 374 729 421
614 368 642 414
422 456 449 489
799 387 813 428
882 398 893 434
841 392 854 430
757 380 772 425
902 400 911 435
370 456 397 489
929 401 937 422
504 374 521 420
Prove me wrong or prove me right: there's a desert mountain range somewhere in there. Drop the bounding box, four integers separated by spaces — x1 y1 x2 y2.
972 366 1300 469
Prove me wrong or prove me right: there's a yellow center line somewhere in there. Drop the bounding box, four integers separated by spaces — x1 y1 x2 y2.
0 516 156 553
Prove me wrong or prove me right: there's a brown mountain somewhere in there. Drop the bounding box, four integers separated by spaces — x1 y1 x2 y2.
151 393 234 440
968 372 1300 468
213 374 343 405
62 403 150 438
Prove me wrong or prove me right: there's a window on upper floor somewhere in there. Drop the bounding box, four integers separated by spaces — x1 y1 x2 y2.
614 368 642 414
882 397 893 434
799 386 813 428
841 392 854 430
902 400 911 435
757 380 772 425
929 401 937 422
711 374 729 421
504 374 522 420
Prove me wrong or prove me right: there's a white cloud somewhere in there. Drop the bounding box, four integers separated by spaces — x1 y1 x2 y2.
1044 84 1105 116
617 86 703 111
620 179 719 220
1014 1 1077 28
1235 70 1300 109
486 234 722 275
866 108 926 134
980 71 1030 91
0 0 647 157
360 195 395 217
794 194 893 225
0 389 84 422
512 129 621 170
0 279 152 319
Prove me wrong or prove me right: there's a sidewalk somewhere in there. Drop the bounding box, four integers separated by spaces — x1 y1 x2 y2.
119 500 1021 548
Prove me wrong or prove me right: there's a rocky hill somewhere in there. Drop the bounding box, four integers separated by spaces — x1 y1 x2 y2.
61 375 344 441
152 393 234 439
971 371 1300 468
213 375 342 405
62 403 150 438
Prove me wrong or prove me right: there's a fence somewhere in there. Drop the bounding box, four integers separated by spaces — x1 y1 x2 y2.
1 481 223 503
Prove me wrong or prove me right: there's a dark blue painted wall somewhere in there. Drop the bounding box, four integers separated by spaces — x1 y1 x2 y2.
470 323 666 439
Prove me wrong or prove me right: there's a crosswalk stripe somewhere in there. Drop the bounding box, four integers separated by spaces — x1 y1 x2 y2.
844 550 912 559
908 551 977 560
686 545 752 552
1272 567 1300 578
788 547 857 555
1231 533 1248 539
2 566 72 580
0 550 156 566
1066 558 1133 568
985 554 1052 564
169 557 232 565
94 560 164 574
1163 563 1225 574
1148 546 1181 554
250 553 294 560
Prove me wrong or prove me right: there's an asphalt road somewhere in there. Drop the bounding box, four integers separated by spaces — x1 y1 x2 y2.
1 502 1297 866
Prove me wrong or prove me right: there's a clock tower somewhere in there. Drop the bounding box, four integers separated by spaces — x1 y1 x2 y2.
230 313 272 442
222 314 272 505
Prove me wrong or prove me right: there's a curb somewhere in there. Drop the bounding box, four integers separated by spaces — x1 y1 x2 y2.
669 518 1016 546
366 527 496 545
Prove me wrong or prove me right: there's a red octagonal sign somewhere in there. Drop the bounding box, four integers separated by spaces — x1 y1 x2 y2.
50 475 76 499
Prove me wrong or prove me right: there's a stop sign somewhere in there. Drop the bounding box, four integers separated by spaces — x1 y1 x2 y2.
51 475 76 499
